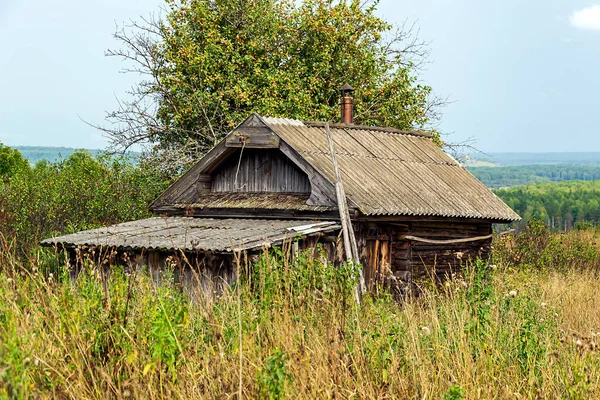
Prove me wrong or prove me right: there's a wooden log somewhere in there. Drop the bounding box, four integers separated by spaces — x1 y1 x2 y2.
409 221 481 230
400 234 493 245
411 245 483 252
326 123 365 303
404 229 480 238
393 259 412 270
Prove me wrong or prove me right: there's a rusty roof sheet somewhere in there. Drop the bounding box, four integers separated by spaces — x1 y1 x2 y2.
41 217 341 252
263 118 519 221
170 193 332 212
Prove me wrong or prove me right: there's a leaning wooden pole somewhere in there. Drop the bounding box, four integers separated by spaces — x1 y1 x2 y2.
326 123 366 305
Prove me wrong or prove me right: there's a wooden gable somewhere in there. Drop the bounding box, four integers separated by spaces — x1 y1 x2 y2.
225 113 281 148
150 114 338 212
212 149 311 193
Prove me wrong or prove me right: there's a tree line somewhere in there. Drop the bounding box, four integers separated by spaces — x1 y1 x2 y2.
469 164 600 188
495 180 600 230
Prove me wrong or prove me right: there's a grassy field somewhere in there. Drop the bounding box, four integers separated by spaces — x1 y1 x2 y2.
1 228 600 399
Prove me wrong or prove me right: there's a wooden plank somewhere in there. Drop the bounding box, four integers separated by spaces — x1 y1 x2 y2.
211 149 311 194
152 206 342 220
226 127 281 148
326 123 365 302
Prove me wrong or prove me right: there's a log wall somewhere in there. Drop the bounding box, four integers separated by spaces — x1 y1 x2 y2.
406 221 492 280
355 220 493 296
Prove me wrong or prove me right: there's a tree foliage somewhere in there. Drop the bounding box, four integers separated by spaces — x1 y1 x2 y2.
0 142 30 179
103 0 440 170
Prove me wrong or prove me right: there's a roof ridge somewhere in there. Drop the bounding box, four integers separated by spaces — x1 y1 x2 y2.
257 115 432 138
302 120 432 138
300 150 458 165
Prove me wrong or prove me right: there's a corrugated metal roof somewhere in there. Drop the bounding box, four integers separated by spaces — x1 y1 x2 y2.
41 217 341 252
261 116 305 126
171 193 333 212
261 117 519 221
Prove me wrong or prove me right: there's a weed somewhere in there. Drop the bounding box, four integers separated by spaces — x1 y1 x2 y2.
257 349 292 399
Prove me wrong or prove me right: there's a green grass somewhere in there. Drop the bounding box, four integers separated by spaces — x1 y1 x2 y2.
0 233 600 398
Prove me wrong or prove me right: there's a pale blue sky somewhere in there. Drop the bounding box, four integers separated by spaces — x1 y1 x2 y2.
1 0 599 152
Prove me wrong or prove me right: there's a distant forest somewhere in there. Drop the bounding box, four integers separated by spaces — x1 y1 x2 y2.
466 152 600 166
468 165 600 188
15 146 103 164
495 181 600 230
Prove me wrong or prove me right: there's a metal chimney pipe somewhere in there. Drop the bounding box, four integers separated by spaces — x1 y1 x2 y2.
340 83 354 124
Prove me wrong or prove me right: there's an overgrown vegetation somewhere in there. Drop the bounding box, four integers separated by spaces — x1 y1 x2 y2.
1 222 600 398
2 144 600 398
0 143 171 255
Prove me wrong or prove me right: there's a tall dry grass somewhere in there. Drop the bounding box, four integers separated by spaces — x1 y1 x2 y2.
1 232 600 399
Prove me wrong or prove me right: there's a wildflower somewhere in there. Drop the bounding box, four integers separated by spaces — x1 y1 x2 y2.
421 326 431 336
489 264 497 270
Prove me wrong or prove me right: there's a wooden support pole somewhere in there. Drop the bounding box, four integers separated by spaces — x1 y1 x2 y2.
326 123 366 305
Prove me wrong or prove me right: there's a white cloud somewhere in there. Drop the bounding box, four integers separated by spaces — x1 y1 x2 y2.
570 5 600 30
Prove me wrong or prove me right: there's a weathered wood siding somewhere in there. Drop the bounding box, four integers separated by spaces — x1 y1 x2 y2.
66 232 338 299
406 221 492 280
211 149 311 193
355 220 492 296
66 219 492 300
357 224 393 293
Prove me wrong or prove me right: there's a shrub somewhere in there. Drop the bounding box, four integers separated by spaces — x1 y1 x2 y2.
0 148 172 256
493 218 600 272
0 143 29 178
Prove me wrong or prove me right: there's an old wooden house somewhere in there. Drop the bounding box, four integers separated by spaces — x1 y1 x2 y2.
42 87 519 295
